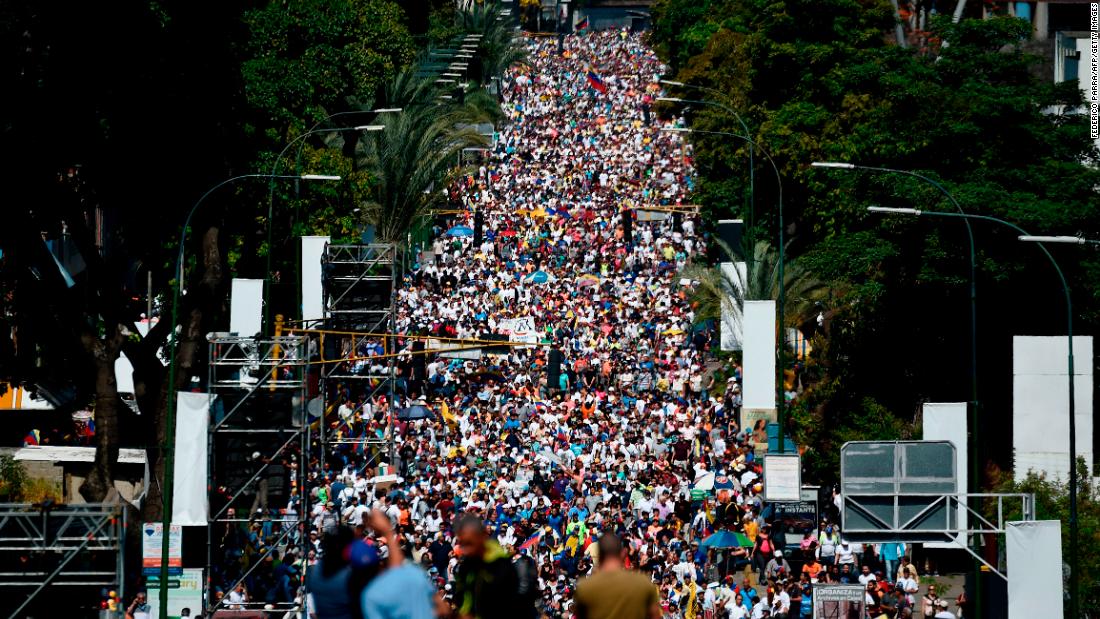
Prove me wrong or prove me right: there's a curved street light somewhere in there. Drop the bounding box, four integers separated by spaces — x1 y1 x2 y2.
262 123 388 331
158 172 340 619
869 206 1080 619
658 82 756 233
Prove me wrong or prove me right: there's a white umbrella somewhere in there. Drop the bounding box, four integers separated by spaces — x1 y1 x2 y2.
693 471 716 492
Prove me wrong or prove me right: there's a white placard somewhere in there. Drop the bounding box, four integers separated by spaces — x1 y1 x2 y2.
229 278 263 337
812 584 865 618
1012 336 1093 482
923 402 967 548
499 317 535 334
743 300 776 409
764 453 801 502
509 331 540 348
142 522 182 569
1007 520 1063 619
172 391 210 526
301 236 329 324
146 568 203 619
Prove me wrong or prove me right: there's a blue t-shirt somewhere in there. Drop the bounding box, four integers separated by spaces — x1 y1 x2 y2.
361 564 437 619
307 563 354 619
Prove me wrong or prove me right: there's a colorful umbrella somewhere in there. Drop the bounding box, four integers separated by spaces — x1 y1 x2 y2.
701 530 754 549
576 274 600 288
661 328 685 336
526 270 553 284
713 474 736 491
499 229 518 237
445 225 474 237
692 471 715 491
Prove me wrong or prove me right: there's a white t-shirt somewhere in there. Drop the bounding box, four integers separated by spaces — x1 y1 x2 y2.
836 544 855 564
726 600 749 619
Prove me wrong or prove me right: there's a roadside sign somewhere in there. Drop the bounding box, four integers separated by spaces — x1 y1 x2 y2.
763 453 802 502
147 568 202 619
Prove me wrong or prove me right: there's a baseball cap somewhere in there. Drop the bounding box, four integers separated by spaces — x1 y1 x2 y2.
347 540 380 568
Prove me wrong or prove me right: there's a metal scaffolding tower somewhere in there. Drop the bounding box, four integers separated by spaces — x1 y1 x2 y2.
318 244 398 478
0 503 125 618
205 334 309 616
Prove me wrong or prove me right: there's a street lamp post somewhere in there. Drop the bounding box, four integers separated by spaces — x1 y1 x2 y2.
262 124 386 333
869 206 1080 619
663 126 788 452
814 162 982 605
657 87 755 235
159 173 340 619
292 109 402 192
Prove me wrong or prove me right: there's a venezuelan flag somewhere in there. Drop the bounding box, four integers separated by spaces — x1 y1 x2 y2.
575 17 589 33
586 71 607 94
518 529 542 551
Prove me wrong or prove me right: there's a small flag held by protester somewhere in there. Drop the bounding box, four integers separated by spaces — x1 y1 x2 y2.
575 17 589 33
586 70 607 94
518 529 543 551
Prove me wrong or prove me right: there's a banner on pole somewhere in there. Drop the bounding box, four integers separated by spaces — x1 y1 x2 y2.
172 391 210 526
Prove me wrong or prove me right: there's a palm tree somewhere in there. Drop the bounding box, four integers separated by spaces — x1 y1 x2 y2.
680 240 830 335
353 70 492 242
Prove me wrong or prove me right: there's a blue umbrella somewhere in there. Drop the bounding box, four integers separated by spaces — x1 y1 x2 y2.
396 404 434 420
445 225 474 237
714 474 736 491
526 270 553 284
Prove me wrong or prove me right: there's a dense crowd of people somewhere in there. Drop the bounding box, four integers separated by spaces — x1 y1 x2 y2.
195 28 966 619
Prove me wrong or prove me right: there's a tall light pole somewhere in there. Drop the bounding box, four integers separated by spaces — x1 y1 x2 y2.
869 206 1080 619
159 173 340 619
663 126 788 452
262 124 385 333
293 109 402 189
657 87 755 237
814 162 981 606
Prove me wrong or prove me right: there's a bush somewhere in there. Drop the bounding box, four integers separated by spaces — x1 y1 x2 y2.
0 455 27 501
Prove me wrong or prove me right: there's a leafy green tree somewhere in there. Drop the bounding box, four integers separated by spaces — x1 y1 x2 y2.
241 0 416 128
654 1 1100 480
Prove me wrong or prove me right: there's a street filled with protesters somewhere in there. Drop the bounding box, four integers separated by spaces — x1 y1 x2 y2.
209 29 967 619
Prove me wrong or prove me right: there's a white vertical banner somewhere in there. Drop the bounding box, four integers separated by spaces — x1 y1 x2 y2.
1007 520 1063 619
172 391 211 526
923 402 968 548
719 262 746 351
743 300 776 409
1012 336 1093 482
229 278 264 337
302 236 330 324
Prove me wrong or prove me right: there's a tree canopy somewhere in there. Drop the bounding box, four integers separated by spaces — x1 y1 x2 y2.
651 0 1100 479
